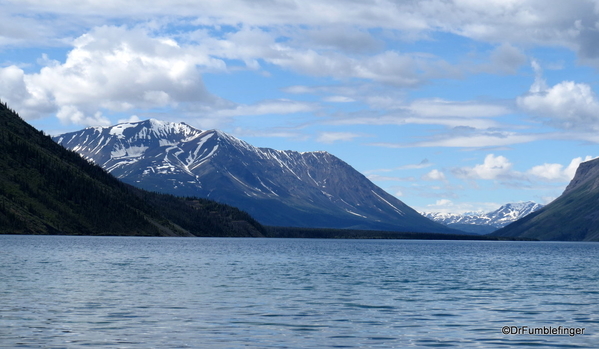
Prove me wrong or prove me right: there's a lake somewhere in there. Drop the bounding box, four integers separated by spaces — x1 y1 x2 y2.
1 235 597 348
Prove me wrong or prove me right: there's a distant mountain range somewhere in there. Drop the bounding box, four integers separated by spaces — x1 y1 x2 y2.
54 119 458 234
0 103 265 237
422 201 544 234
492 158 599 241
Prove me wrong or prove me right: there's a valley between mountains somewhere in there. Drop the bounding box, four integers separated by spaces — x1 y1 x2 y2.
3 102 598 240
54 119 457 234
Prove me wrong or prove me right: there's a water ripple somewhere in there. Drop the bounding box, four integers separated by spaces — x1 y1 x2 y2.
1 236 598 348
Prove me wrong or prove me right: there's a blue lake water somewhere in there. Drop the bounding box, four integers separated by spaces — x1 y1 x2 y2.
1 235 598 348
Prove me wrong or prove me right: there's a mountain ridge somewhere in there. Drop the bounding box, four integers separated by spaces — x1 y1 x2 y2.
0 102 265 237
54 119 459 234
422 201 544 234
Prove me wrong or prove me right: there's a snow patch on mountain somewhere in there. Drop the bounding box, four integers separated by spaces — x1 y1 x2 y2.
421 201 544 232
109 123 136 138
53 119 459 233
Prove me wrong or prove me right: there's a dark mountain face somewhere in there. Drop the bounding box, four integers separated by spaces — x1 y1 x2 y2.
55 119 457 233
0 103 265 237
492 158 599 241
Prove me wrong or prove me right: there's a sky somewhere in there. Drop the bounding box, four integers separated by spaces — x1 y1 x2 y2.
2 0 599 214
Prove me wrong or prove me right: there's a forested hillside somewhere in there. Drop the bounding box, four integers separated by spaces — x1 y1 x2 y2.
0 101 265 237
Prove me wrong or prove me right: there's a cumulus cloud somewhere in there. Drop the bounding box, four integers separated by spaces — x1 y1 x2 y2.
528 156 596 181
4 0 599 136
0 65 55 118
518 79 599 131
422 169 446 181
56 106 110 126
453 154 515 180
450 154 595 184
518 60 599 131
0 25 225 125
117 115 141 124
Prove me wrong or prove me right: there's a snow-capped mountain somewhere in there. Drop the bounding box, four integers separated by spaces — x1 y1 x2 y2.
54 119 458 233
422 201 544 234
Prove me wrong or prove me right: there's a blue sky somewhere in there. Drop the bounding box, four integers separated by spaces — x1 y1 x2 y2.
2 0 599 214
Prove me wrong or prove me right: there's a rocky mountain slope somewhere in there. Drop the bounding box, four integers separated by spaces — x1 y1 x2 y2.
492 158 599 241
422 201 544 234
0 102 265 237
54 119 457 233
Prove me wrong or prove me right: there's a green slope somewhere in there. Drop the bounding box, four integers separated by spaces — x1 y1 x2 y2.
0 102 265 237
491 158 599 241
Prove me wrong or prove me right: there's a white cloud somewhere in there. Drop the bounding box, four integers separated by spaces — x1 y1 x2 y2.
367 174 415 182
518 79 599 131
56 105 110 126
421 199 501 215
371 131 541 149
269 50 433 87
449 154 597 186
529 59 548 93
327 97 510 130
407 98 510 118
422 169 446 181
213 99 318 118
229 127 308 141
322 96 355 103
364 159 431 175
0 65 55 118
316 131 361 144
3 0 599 71
527 156 596 181
3 0 599 139
454 154 515 180
117 115 141 124
192 27 457 87
0 25 225 125
332 114 503 130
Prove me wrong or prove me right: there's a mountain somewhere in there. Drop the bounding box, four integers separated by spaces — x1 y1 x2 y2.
54 119 457 234
422 201 544 234
0 102 265 237
492 158 599 241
